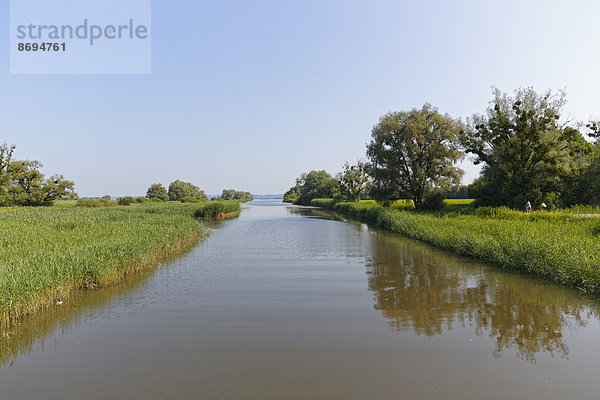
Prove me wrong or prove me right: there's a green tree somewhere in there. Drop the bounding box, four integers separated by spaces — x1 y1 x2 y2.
283 183 302 203
442 185 470 199
221 189 236 200
146 183 168 201
233 191 253 201
557 126 598 206
5 159 76 206
559 122 600 206
0 143 16 206
295 170 338 205
168 180 207 202
221 189 252 201
336 161 370 202
366 103 463 209
461 87 579 208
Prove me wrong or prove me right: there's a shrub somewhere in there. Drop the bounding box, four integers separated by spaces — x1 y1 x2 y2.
422 191 446 210
311 198 336 209
136 197 149 204
118 196 134 206
283 194 299 203
76 198 117 207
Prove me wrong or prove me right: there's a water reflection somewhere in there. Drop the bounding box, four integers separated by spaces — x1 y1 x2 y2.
298 207 600 363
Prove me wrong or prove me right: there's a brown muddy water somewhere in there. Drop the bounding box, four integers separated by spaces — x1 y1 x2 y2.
1 200 600 399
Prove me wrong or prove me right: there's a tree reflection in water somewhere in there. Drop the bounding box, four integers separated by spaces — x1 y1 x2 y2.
365 231 597 363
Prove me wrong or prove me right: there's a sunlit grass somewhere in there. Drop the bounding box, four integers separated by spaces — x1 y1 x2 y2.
310 199 600 294
0 201 241 328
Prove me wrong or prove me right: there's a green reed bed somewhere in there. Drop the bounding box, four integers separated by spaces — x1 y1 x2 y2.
193 200 241 218
311 199 600 294
0 201 241 328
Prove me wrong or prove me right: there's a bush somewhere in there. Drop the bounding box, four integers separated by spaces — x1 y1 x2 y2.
421 191 446 210
182 196 208 203
283 194 299 203
136 197 149 204
311 198 336 209
118 196 134 206
77 198 117 207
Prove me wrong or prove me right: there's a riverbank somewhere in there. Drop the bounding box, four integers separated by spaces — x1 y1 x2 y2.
0 201 241 328
310 199 600 294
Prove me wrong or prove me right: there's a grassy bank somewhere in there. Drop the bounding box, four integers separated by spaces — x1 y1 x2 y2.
0 201 241 328
310 199 600 294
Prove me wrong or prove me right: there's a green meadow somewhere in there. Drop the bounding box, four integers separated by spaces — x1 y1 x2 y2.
311 199 600 294
0 200 240 328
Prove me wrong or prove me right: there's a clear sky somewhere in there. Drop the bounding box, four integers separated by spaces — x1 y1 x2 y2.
2 0 600 196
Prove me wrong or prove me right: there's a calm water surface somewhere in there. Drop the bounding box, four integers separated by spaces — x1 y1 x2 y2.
2 200 600 399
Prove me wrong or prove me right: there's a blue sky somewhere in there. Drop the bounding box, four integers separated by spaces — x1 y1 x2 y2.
2 0 600 196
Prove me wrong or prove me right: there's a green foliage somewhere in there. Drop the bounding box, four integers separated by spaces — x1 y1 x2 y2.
118 196 134 206
168 180 207 202
283 183 302 203
422 191 446 210
221 189 253 201
461 87 588 209
193 200 241 218
146 183 168 201
0 143 16 206
336 161 370 202
310 198 337 209
135 196 149 204
292 170 339 206
76 198 118 207
221 189 235 200
0 202 221 326
181 196 202 203
442 185 470 199
0 143 77 207
562 148 600 207
321 201 600 294
366 103 463 209
210 196 223 201
283 194 299 203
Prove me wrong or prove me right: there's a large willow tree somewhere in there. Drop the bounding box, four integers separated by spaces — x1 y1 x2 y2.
366 104 463 209
461 87 586 208
0 142 76 206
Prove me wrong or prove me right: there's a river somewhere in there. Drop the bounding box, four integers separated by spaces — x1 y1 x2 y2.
1 200 600 399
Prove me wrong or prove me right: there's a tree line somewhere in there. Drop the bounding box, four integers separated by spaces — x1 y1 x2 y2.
284 87 600 210
0 142 253 208
146 182 252 202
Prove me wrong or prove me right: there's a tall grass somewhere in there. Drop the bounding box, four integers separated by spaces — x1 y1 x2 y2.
0 201 241 328
193 200 241 218
311 199 600 294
